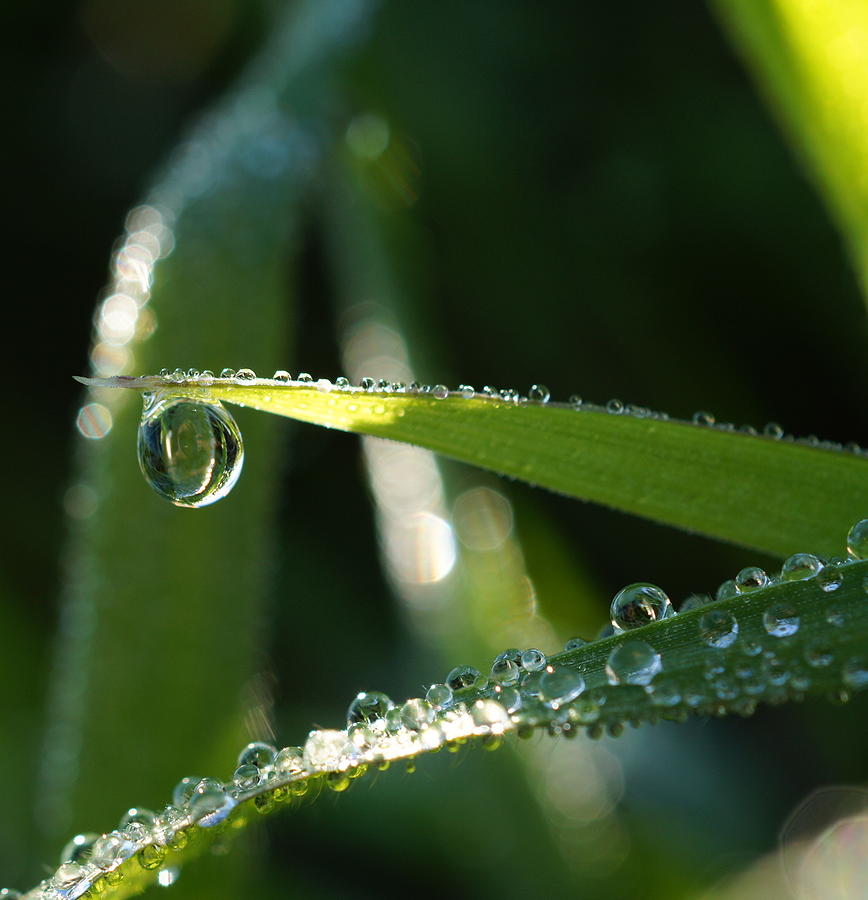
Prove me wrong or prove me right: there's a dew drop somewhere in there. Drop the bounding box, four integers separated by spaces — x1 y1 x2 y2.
119 807 155 829
519 648 547 671
606 399 624 414
490 653 521 686
303 729 356 771
680 593 711 613
568 394 583 409
425 683 453 710
539 669 585 706
605 640 662 685
137 843 167 871
528 384 550 403
646 678 681 707
90 831 134 868
735 566 768 592
401 698 435 731
347 691 394 726
763 602 800 637
715 579 738 602
171 776 200 809
274 746 305 775
781 552 823 581
692 410 715 426
445 665 484 692
235 368 256 381
846 519 868 559
188 780 234 826
198 370 215 385
610 583 673 631
698 608 739 648
471 698 510 730
496 685 522 713
564 636 588 651
335 376 350 388
60 833 99 864
51 862 84 889
237 741 277 768
137 397 243 508
817 566 843 592
219 368 236 378
272 370 291 382
458 384 475 399
842 657 868 689
805 639 834 668
763 422 784 439
232 764 262 791
296 372 313 383
432 384 448 399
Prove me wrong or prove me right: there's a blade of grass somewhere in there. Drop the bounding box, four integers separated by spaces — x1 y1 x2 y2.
81 375 868 560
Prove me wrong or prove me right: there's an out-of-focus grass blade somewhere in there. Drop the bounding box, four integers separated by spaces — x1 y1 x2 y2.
715 0 868 300
82 376 868 560
41 0 376 891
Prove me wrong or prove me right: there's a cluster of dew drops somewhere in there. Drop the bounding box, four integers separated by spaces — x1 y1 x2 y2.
134 368 868 508
13 519 868 900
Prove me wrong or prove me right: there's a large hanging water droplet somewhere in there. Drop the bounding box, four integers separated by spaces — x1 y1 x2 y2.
610 583 673 631
137 397 243 507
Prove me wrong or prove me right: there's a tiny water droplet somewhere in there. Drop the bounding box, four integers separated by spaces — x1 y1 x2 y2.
490 653 521 686
528 384 550 403
715 579 738 602
138 843 167 870
119 807 155 829
520 648 547 671
232 764 261 791
817 566 843 592
401 698 435 730
198 370 215 385
425 683 454 709
458 384 475 399
646 678 681 707
781 552 822 581
605 640 662 685
445 665 484 692
692 411 715 426
347 691 394 725
842 657 868 689
564 636 588 651
470 698 510 729
846 519 868 560
90 831 134 868
235 368 256 381
219 368 236 378
568 394 583 409
680 593 711 613
274 746 305 775
763 422 784 439
186 368 200 379
539 668 584 706
137 397 243 508
60 833 99 864
170 367 186 383
735 566 768 592
297 372 313 383
335 376 350 388
172 776 201 808
610 583 673 631
805 639 834 668
698 608 739 648
360 377 375 391
763 602 800 637
237 741 276 768
272 370 291 382
432 384 448 399
606 399 624 414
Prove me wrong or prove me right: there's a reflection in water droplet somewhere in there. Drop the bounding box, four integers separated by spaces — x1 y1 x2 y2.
735 566 768 592
137 397 244 508
763 603 800 637
610 583 673 631
347 691 394 725
528 384 550 403
781 553 823 581
539 669 584 706
425 683 453 709
520 648 547 671
272 370 291 382
846 519 868 560
237 741 276 768
817 567 843 592
698 609 739 648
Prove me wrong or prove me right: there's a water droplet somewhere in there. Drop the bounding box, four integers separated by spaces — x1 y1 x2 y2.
692 411 715 426
741 640 763 656
432 384 448 399
763 422 784 439
119 806 155 829
274 746 305 775
60 833 99 864
610 583 673 631
596 622 616 640
528 384 550 403
564 636 588 651
171 776 201 808
805 639 834 668
520 648 547 671
735 566 768 592
303 729 356 771
842 657 868 689
846 519 868 559
235 368 256 381
539 669 585 706
51 862 85 889
605 640 662 685
458 384 475 399
817 566 843 592
359 377 375 391
470 698 510 730
606 399 624 414
826 605 846 627
425 683 454 710
137 398 243 507
237 741 276 768
699 609 740 648
568 394 583 409
90 831 134 868
138 843 167 871
347 691 394 726
490 653 521 686
401 698 435 731
169 367 186 383
715 579 738 602
296 372 313 383
445 665 484 692
188 780 234 826
219 368 236 378
763 603 800 637
272 370 291 382
781 552 823 581
335 376 350 388
495 686 522 713
680 593 711 613
646 678 681 707
762 655 790 686
232 764 262 791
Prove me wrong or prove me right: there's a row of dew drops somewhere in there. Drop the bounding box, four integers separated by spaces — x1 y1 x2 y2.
13 520 868 899
134 369 867 508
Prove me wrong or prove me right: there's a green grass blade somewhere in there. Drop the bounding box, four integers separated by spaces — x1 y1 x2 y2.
24 555 868 899
81 375 868 559
715 0 868 302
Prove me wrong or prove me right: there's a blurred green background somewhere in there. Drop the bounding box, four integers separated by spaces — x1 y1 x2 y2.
2 1 868 898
